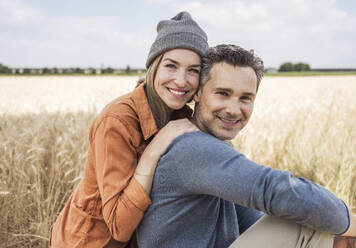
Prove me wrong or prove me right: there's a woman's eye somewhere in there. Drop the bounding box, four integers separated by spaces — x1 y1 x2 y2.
189 68 200 74
165 64 176 69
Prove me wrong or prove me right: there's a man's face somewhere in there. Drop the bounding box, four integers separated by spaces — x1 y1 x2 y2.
193 62 257 140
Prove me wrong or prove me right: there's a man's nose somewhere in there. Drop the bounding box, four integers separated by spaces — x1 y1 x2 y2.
225 101 242 117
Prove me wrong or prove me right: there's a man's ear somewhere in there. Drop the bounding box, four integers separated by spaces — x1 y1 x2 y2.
194 88 202 103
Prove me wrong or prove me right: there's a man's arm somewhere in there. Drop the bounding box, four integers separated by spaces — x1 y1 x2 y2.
234 204 263 234
161 132 350 235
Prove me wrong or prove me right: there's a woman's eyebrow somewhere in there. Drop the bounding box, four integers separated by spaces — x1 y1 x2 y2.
162 58 178 64
162 58 201 68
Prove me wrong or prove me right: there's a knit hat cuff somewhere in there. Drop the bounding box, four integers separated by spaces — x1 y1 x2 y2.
146 32 209 68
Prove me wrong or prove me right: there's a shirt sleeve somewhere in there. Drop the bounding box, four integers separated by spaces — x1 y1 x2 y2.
91 116 152 242
163 132 350 235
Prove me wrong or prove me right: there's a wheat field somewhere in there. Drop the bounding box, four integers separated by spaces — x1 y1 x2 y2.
0 76 355 247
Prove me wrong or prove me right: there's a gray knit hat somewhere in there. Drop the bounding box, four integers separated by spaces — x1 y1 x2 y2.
146 11 208 68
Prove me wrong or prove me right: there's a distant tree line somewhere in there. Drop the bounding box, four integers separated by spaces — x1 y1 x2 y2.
0 63 11 73
3 62 354 75
0 63 144 75
279 62 311 72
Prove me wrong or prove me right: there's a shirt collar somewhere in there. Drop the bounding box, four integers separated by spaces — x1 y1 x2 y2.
131 84 158 141
132 84 194 141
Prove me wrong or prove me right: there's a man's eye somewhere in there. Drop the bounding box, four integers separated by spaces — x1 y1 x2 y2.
216 91 228 96
241 96 252 102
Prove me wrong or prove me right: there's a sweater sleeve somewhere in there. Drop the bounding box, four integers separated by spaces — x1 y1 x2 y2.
163 132 350 235
92 116 152 242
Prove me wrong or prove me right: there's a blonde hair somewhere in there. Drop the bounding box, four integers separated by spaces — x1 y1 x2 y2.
136 54 172 129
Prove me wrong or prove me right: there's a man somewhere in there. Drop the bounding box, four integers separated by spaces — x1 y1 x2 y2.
136 45 356 248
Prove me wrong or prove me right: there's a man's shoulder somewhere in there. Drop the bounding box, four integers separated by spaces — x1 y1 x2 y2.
172 131 230 147
164 131 233 159
170 131 216 147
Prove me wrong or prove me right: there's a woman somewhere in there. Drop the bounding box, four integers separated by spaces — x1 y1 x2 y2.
50 11 208 248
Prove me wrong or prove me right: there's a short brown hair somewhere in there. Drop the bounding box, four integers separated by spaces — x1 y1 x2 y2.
200 44 264 91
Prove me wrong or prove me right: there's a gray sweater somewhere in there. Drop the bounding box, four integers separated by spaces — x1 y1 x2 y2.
136 132 350 248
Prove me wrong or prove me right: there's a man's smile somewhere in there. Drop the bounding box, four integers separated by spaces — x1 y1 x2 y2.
216 114 241 128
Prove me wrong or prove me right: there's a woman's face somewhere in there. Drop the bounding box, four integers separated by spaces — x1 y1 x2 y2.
154 49 201 110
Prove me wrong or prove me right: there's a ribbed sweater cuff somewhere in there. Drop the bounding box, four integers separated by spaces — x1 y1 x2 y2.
336 201 350 235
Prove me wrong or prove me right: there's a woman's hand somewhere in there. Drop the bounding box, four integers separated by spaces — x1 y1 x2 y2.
134 118 199 194
145 118 199 163
335 211 356 248
334 236 356 248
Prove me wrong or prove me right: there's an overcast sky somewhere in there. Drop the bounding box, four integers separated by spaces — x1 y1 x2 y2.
1 0 355 69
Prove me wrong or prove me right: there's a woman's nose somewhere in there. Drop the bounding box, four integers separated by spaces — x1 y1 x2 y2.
174 70 187 87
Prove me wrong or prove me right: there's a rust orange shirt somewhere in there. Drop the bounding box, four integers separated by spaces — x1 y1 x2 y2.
50 84 192 248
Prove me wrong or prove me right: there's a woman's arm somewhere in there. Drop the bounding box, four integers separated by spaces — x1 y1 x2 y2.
134 118 199 194
92 117 148 242
93 117 198 242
